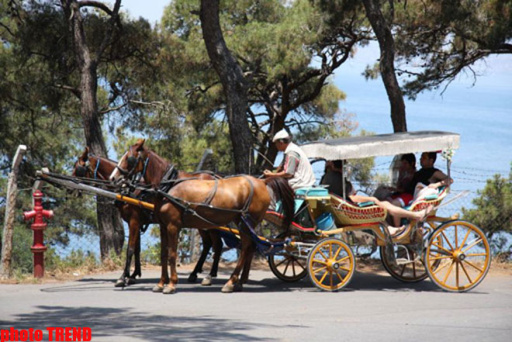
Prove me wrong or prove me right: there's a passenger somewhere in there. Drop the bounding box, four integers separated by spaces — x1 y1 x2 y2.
345 180 433 236
263 129 316 190
320 160 344 197
387 153 416 225
411 152 453 199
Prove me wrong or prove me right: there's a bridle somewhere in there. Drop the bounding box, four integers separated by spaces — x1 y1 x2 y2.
74 155 104 180
115 147 150 182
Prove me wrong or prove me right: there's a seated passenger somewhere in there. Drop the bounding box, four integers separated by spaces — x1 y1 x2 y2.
387 153 416 225
345 180 433 236
320 160 344 197
411 152 453 199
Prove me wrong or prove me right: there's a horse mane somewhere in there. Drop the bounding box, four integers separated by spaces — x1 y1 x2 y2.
265 177 295 232
143 148 172 187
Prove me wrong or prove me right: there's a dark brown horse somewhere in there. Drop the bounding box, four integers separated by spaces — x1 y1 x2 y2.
72 147 225 287
110 139 295 294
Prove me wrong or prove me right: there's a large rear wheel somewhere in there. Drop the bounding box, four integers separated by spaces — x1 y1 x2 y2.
424 220 491 292
307 238 355 291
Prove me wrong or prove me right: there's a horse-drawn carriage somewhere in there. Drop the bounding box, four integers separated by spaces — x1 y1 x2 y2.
38 131 490 293
264 131 491 292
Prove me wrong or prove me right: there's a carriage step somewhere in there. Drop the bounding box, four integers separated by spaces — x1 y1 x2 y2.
396 258 412 265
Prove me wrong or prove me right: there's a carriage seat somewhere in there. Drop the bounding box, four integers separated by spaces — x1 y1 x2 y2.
330 194 387 225
406 186 448 212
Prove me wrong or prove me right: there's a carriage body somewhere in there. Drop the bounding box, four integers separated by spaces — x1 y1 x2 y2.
267 131 491 292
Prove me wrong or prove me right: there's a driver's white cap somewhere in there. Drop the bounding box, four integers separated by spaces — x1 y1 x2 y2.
272 129 290 142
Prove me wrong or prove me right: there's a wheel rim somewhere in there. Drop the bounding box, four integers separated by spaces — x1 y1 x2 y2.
268 251 308 282
307 238 355 291
425 221 491 292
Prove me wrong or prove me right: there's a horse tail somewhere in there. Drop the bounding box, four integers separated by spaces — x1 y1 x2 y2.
265 177 295 232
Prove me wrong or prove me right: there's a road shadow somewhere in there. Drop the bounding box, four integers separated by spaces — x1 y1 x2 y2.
0 305 288 341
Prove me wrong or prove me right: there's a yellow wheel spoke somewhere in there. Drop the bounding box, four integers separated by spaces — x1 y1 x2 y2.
429 255 452 261
462 238 483 254
313 265 327 274
318 250 329 261
431 242 453 256
329 243 333 258
330 272 333 288
319 270 329 284
442 260 456 283
433 260 452 275
454 225 458 250
466 253 488 257
312 259 328 266
339 266 352 272
459 229 471 250
333 245 343 259
462 259 484 273
460 262 473 284
456 262 460 288
440 231 455 251
336 255 350 264
335 270 345 283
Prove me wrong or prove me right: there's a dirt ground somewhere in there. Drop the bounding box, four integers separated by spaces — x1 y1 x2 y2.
2 257 510 285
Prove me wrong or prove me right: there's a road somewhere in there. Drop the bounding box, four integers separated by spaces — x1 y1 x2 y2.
1 265 511 342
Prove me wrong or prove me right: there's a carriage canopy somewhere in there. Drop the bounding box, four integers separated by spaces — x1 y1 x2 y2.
300 131 460 160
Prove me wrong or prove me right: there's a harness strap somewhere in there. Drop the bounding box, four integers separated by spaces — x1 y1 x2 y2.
203 178 218 205
94 158 101 180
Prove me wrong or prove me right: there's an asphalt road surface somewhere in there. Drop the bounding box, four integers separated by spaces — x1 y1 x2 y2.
1 265 511 342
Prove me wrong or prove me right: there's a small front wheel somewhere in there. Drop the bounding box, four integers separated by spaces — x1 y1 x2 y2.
268 251 308 282
307 238 355 291
424 220 491 292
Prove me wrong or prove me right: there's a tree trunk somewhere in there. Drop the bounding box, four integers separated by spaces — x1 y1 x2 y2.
200 0 252 174
362 0 407 132
64 0 124 258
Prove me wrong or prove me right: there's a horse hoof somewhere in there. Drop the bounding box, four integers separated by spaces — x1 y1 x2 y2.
163 286 176 295
234 283 243 292
152 285 164 293
221 283 234 293
187 274 198 283
126 277 136 285
115 279 126 288
201 275 212 286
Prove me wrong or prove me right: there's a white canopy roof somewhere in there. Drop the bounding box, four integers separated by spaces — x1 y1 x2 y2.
300 131 460 160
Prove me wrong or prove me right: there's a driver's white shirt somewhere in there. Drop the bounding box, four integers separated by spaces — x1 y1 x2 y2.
284 142 316 190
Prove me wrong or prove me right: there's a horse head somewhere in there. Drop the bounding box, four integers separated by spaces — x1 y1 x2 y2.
110 138 150 182
72 147 92 178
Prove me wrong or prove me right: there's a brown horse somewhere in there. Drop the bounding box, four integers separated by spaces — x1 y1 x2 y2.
72 147 225 287
110 139 295 294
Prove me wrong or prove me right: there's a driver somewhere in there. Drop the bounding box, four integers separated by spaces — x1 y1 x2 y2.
263 129 316 190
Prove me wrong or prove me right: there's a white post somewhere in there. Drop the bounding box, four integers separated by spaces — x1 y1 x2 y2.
1 145 27 278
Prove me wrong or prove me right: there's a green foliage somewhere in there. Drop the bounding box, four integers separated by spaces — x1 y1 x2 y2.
391 0 512 98
462 172 512 239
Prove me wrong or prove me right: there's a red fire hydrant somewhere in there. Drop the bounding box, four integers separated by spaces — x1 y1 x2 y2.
23 190 53 278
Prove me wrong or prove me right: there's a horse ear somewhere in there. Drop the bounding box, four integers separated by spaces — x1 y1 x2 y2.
80 147 89 162
136 138 146 151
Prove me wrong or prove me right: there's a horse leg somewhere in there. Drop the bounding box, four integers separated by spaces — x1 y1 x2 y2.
240 242 255 284
128 227 142 283
188 229 211 283
115 216 138 287
153 223 169 292
221 231 252 293
202 230 223 286
163 224 180 294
